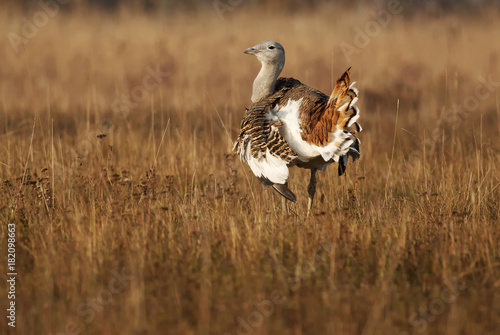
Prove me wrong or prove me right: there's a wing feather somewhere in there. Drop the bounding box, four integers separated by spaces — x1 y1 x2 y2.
233 84 298 187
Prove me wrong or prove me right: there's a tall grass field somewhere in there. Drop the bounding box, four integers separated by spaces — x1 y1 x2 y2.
1 2 499 334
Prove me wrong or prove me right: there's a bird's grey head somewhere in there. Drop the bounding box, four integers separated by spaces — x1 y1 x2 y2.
244 41 285 102
244 41 285 66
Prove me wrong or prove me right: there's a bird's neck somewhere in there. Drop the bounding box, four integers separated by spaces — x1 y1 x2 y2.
251 61 284 103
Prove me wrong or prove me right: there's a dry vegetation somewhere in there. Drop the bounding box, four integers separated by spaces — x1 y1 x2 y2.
1 3 500 335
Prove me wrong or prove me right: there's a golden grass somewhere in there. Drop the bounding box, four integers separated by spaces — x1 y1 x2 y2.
1 3 500 334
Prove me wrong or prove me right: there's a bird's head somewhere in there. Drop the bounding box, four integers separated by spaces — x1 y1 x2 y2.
244 41 285 66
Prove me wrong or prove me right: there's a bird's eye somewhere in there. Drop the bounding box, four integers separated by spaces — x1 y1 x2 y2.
268 46 275 49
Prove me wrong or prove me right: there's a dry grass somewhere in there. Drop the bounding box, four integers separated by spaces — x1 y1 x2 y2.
1 3 500 335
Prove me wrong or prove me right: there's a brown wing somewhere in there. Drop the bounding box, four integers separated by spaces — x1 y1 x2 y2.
280 69 361 147
275 78 330 143
326 68 361 132
233 80 301 202
274 71 362 176
234 82 298 164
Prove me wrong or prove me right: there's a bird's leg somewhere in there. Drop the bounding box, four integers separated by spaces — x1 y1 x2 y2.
307 169 318 216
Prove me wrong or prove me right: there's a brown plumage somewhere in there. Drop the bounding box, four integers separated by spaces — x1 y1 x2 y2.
302 69 360 146
234 80 298 164
235 41 362 212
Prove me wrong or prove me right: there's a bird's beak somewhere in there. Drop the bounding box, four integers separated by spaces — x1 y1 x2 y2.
244 47 258 55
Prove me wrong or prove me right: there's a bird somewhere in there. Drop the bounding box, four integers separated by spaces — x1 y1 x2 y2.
233 41 362 213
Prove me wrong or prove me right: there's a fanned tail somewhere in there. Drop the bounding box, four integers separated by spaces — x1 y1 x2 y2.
328 68 362 175
327 67 361 131
327 67 351 107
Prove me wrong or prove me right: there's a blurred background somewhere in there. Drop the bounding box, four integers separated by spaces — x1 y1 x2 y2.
4 0 500 12
1 0 499 166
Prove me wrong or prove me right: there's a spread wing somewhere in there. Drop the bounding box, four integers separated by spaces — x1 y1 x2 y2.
234 100 297 163
233 84 299 201
298 69 361 147
273 70 361 172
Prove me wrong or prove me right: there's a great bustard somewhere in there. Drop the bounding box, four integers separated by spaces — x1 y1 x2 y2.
234 41 362 212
